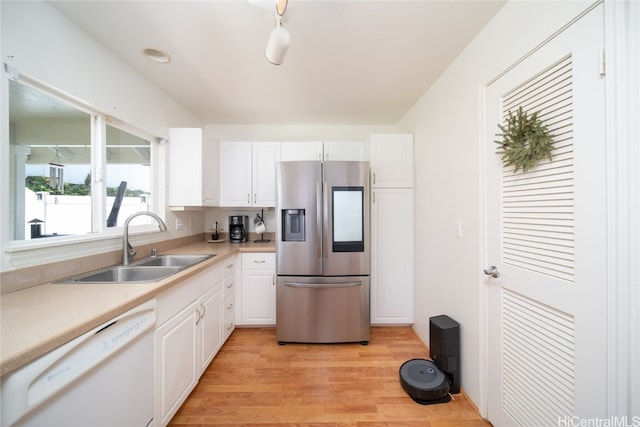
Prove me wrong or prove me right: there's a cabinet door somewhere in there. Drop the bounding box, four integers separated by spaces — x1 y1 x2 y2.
219 141 252 206
198 285 222 374
281 141 323 161
370 188 414 324
241 270 276 325
169 128 204 206
323 141 367 161
252 142 280 207
202 133 219 205
369 134 414 188
154 302 199 426
241 253 276 325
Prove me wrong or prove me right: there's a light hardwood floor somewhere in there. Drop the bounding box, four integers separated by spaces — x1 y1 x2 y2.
170 327 492 426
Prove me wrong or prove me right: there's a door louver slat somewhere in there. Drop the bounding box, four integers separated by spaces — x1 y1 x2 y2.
501 54 575 283
502 289 575 425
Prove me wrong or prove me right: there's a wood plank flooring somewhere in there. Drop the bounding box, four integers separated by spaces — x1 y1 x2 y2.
170 327 492 427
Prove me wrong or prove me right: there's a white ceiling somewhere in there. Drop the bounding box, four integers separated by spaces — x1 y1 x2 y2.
50 0 505 125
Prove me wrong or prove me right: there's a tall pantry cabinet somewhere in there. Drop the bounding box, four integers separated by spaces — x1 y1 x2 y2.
369 134 415 324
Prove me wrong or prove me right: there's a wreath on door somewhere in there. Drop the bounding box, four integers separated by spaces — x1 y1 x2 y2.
495 106 555 173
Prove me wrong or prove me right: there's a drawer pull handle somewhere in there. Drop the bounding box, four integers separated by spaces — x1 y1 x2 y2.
195 306 205 325
254 260 266 264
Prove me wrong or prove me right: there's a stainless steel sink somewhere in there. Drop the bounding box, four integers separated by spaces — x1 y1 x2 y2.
57 266 183 284
133 254 215 268
56 254 214 284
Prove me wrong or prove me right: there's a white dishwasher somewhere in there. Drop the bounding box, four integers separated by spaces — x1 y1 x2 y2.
1 299 156 427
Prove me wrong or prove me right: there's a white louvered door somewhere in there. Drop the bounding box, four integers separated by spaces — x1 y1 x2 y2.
485 5 607 426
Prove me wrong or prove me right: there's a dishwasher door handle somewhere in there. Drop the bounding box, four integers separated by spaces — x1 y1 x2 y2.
284 281 362 288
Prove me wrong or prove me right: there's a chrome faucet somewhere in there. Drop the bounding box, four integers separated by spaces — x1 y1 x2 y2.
122 211 168 265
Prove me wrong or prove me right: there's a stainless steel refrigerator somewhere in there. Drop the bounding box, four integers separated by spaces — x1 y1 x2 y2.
275 161 370 344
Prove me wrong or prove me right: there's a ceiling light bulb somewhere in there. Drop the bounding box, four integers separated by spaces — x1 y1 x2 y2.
249 0 287 15
276 0 287 16
265 22 290 65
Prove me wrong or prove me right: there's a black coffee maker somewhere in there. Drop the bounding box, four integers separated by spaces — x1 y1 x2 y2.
229 215 248 243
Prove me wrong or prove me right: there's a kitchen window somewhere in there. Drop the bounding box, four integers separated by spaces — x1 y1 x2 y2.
6 77 156 247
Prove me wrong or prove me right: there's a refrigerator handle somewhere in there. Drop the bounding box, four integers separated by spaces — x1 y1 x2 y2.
322 181 329 259
284 281 362 288
316 181 323 260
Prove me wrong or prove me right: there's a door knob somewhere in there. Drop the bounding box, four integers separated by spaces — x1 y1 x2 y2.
483 266 500 278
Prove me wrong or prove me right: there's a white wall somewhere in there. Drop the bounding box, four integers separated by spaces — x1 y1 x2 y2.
396 0 596 410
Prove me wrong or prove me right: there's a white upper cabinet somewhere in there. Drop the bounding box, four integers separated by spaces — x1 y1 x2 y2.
281 141 367 161
323 141 368 161
252 142 280 206
169 128 219 207
219 141 280 207
219 141 252 207
369 134 413 188
281 141 323 161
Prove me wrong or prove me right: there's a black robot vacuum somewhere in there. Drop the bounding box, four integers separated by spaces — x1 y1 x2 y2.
399 359 451 404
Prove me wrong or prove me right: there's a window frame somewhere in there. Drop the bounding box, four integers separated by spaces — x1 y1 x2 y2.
2 71 163 268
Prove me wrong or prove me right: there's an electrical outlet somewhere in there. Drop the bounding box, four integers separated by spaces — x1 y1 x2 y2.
175 218 183 230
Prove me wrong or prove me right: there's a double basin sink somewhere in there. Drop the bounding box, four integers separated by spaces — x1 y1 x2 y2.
57 254 215 284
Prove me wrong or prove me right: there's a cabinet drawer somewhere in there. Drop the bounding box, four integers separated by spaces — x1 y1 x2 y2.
223 294 235 321
223 317 235 340
223 256 237 278
242 252 275 270
223 276 236 300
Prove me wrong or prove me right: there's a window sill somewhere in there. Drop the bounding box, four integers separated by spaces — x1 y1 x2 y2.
3 225 165 270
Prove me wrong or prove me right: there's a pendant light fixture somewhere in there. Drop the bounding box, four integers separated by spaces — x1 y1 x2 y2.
250 0 290 65
265 15 290 65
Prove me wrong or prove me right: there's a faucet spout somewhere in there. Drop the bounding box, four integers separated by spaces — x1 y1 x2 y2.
122 211 168 265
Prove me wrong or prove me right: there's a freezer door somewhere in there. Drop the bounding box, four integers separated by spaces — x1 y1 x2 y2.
323 161 370 276
276 161 323 275
276 276 370 344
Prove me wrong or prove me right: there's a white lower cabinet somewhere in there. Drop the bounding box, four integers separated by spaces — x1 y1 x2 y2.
154 301 199 427
240 252 276 325
154 263 224 426
370 188 415 324
197 285 223 374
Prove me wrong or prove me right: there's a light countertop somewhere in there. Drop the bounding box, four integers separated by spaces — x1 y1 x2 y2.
0 240 274 375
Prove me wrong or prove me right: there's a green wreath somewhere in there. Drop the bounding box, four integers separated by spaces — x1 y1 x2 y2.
495 106 555 173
